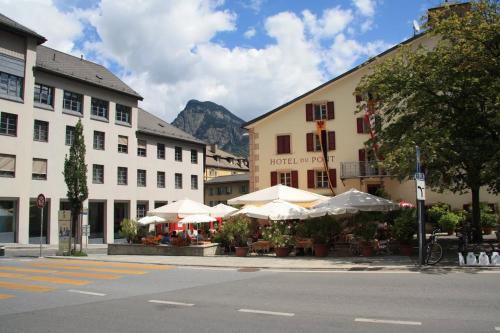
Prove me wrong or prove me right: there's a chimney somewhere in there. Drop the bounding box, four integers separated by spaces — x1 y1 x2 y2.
427 2 471 27
80 54 83 61
210 144 217 154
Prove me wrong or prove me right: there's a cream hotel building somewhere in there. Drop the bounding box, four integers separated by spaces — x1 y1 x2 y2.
0 14 205 245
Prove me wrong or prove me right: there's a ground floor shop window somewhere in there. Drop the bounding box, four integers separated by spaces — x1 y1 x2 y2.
114 201 129 239
136 202 148 219
88 201 105 243
0 200 16 243
29 198 48 244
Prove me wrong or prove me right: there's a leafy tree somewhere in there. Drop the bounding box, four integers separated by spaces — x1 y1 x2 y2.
63 119 88 253
355 1 500 242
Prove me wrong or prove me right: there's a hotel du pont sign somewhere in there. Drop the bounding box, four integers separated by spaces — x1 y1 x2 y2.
269 155 335 166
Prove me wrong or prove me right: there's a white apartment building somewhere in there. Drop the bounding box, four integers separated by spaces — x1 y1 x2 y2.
0 14 205 245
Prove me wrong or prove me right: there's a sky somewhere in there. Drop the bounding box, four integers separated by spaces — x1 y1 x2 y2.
1 0 443 122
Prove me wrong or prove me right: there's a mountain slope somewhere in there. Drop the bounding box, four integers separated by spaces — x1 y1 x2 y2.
171 100 248 157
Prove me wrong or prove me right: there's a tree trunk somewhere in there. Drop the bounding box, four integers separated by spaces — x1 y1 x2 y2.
471 186 483 243
79 213 83 253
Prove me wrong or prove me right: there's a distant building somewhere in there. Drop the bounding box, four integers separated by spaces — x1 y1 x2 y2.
204 174 249 207
0 14 204 245
204 144 249 181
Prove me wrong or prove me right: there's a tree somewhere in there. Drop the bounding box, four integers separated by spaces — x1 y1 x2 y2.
63 119 88 253
355 1 499 242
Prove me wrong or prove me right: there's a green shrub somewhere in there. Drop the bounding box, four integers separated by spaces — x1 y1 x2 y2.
427 202 450 225
308 216 339 244
70 250 88 256
480 203 498 228
119 218 138 244
221 215 252 247
263 221 294 247
354 222 378 242
438 211 462 232
393 208 417 244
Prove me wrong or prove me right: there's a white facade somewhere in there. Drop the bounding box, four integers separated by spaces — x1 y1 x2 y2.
0 17 204 245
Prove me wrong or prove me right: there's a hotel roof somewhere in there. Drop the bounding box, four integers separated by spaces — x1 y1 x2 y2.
205 174 249 184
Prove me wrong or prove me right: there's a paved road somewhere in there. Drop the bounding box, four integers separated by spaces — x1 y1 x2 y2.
0 258 499 333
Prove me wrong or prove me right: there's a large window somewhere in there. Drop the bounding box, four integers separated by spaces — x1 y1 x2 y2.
92 164 104 184
116 104 131 124
0 154 15 177
276 135 291 154
136 202 147 219
63 90 83 114
34 83 53 106
118 135 128 153
316 170 329 188
157 171 165 188
33 120 49 142
191 149 198 164
175 173 182 189
314 104 327 120
32 158 47 180
191 175 198 190
0 72 22 98
137 169 146 187
0 112 17 136
175 146 182 161
157 143 165 159
137 139 147 157
91 97 109 119
240 185 248 194
93 131 105 150
117 167 127 185
279 172 292 187
65 126 75 146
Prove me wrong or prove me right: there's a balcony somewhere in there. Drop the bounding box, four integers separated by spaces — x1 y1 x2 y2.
340 161 388 179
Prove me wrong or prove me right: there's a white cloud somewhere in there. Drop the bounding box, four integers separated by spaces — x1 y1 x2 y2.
242 0 265 13
303 7 353 40
244 27 256 39
352 0 376 17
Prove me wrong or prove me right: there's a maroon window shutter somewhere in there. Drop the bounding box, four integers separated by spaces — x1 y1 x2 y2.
327 101 335 120
291 170 298 188
271 171 278 186
327 131 336 151
307 170 315 188
358 149 366 161
329 169 337 188
306 133 314 152
277 136 282 154
355 95 362 103
306 104 313 121
356 117 364 133
284 135 291 154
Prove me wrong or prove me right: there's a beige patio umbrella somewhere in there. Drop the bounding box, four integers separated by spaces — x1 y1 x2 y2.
243 200 310 221
228 184 327 207
147 198 212 220
210 203 238 218
313 188 398 212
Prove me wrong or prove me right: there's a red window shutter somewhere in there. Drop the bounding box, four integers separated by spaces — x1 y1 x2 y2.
306 104 313 121
358 149 366 161
329 169 337 188
355 95 362 103
327 101 335 120
356 117 364 133
284 135 291 154
271 171 278 186
306 133 314 152
307 170 315 188
327 131 336 151
277 136 282 154
291 170 298 188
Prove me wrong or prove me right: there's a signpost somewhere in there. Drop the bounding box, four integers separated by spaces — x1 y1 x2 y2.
36 194 45 258
415 147 426 265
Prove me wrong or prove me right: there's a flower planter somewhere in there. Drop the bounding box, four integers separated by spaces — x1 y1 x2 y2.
399 244 414 256
275 247 290 257
361 243 374 257
313 244 329 257
235 246 249 257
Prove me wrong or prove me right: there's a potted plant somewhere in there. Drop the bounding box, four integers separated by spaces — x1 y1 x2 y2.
223 215 252 257
438 211 462 235
119 218 138 244
309 216 335 257
392 208 417 256
480 203 498 235
354 221 377 257
262 221 294 257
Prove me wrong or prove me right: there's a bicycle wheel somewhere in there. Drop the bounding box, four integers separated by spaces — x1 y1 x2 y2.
426 243 443 265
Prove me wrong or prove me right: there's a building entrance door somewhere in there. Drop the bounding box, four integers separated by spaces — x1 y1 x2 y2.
29 198 49 244
89 201 105 244
114 201 129 241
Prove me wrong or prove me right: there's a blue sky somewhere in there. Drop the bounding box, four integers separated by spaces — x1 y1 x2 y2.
2 0 444 121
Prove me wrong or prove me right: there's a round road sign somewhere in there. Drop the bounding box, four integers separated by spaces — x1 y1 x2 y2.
36 194 46 208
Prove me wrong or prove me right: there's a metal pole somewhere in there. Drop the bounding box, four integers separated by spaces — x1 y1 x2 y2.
416 146 426 265
39 206 43 258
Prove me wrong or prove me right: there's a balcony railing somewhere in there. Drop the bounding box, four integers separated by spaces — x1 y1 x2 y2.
340 161 388 179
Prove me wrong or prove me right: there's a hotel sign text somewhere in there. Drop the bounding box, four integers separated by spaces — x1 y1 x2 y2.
270 156 335 165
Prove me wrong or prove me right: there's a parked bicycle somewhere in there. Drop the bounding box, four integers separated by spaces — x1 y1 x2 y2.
456 223 496 255
425 227 443 265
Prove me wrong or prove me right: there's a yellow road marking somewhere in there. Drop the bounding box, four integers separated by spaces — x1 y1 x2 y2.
0 266 58 274
0 281 54 292
0 272 90 286
30 263 146 275
0 293 15 300
49 259 174 270
0 266 120 280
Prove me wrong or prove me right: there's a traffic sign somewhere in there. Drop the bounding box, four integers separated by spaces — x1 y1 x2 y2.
36 194 46 208
416 179 425 201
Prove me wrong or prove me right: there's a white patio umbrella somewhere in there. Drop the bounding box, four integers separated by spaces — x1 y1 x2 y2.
178 214 216 224
313 188 398 212
137 215 166 226
303 206 359 219
147 199 212 219
227 184 327 206
243 200 310 220
210 203 238 218
230 205 258 216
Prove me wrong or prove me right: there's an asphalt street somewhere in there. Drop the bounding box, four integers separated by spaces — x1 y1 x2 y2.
0 257 499 333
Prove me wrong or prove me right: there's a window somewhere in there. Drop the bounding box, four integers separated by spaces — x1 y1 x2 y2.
175 173 182 189
240 185 248 194
0 112 17 136
276 135 291 154
279 172 292 186
157 171 165 188
137 169 146 187
208 188 214 196
137 139 147 157
314 104 327 120
93 164 104 184
136 203 147 219
175 146 182 161
216 187 222 195
356 117 370 134
63 90 83 114
0 154 15 177
117 167 128 185
191 175 198 190
33 120 49 142
34 83 53 106
155 201 167 208
116 104 131 124
93 131 105 150
0 72 22 98
91 97 109 119
316 170 329 188
313 134 321 151
118 135 128 153
191 149 198 164
32 158 47 180
65 126 75 146
225 186 232 194
157 143 165 159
